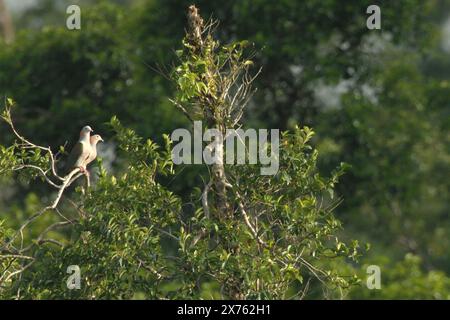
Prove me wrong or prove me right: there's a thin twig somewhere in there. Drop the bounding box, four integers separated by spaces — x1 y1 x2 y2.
12 165 59 188
168 98 194 123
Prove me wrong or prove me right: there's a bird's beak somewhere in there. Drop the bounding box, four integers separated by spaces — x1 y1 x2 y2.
100 138 104 142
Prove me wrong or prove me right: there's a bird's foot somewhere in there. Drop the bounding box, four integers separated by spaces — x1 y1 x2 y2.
78 166 86 173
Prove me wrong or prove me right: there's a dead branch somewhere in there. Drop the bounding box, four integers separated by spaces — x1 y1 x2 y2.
12 164 59 188
1 259 35 285
201 180 213 219
10 124 64 182
2 167 81 253
234 189 266 247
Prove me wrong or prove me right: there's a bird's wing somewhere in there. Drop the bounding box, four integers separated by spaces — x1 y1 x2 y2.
65 141 87 172
85 146 97 166
81 142 93 167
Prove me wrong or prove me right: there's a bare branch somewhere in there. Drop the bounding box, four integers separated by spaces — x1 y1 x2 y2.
6 112 64 181
0 255 33 260
168 98 194 123
201 180 213 219
154 227 180 242
37 239 64 247
233 189 266 247
12 164 59 188
1 259 35 284
2 168 82 252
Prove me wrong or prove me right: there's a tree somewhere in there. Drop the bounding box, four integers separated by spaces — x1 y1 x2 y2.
0 6 360 299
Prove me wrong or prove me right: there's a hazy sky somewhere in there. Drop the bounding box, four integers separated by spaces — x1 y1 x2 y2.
5 0 36 13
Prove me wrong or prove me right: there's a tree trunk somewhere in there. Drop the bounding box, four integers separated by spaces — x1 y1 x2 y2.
0 0 14 43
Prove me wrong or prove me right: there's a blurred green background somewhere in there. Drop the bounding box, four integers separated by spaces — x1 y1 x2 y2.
0 0 449 299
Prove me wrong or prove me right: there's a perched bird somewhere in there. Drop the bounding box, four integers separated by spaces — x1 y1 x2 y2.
85 134 104 168
65 125 94 174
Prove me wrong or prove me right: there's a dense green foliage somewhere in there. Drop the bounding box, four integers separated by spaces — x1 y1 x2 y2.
0 107 358 299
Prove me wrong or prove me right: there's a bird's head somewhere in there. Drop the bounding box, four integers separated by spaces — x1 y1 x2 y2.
90 134 104 145
80 125 94 135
